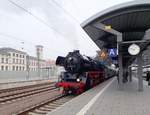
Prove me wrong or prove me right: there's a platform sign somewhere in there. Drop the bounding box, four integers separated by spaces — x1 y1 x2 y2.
99 50 107 60
108 48 117 57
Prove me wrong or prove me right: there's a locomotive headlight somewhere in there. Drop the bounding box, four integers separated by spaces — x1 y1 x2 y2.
77 78 80 82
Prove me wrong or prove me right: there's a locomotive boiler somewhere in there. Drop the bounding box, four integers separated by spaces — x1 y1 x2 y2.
56 50 104 73
55 50 116 94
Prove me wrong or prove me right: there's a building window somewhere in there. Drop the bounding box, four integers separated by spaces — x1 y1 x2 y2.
1 58 4 63
22 55 24 58
6 58 8 64
16 54 18 57
1 66 4 71
16 66 18 71
13 58 15 63
16 59 18 64
13 66 15 71
5 66 8 71
23 67 24 71
20 55 22 58
20 66 21 71
13 53 15 56
8 53 11 56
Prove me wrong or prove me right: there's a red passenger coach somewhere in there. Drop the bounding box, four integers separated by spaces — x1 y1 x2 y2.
86 71 105 87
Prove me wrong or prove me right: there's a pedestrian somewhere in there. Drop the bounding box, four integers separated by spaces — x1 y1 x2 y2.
123 68 128 83
146 71 150 85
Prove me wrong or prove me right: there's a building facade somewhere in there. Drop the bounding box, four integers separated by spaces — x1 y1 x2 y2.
0 47 47 71
0 48 27 71
27 56 46 71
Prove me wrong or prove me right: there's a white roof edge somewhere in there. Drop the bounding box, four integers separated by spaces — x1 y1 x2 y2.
81 0 150 27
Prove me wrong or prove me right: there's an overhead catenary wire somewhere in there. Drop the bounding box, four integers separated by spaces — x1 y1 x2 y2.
0 32 66 55
7 0 76 46
0 32 35 45
7 0 61 33
50 0 80 24
51 0 98 53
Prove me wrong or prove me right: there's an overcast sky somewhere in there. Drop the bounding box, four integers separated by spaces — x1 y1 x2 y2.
0 0 133 60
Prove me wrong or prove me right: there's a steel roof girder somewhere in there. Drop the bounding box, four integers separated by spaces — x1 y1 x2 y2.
92 23 122 42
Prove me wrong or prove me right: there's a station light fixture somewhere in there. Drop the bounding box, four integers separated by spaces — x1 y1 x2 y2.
104 25 112 30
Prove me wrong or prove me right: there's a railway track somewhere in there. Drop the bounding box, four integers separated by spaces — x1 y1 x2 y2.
17 95 75 115
0 81 64 115
0 82 56 105
0 81 76 115
0 81 55 95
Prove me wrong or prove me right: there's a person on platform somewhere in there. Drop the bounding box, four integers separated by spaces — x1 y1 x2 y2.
123 68 128 83
146 71 150 86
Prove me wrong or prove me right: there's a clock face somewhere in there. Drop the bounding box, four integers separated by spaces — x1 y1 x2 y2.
128 44 140 55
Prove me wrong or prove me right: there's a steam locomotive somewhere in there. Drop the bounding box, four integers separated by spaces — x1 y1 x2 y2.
55 50 116 94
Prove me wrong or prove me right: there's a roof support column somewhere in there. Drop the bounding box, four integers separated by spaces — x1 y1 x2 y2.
129 67 132 82
118 43 123 89
137 51 143 91
117 34 123 89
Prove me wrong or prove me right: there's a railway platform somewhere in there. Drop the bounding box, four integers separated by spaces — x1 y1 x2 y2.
48 77 150 115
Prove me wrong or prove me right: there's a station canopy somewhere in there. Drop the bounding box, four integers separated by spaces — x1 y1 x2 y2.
81 0 150 67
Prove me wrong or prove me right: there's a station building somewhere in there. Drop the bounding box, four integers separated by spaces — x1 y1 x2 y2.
0 47 47 71
0 48 27 71
27 56 46 71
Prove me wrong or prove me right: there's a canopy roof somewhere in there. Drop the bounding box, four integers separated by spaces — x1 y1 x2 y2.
81 0 150 66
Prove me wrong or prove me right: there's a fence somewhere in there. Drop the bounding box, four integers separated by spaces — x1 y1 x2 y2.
0 67 62 83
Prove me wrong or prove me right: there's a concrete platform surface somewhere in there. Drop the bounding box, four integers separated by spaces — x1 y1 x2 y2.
48 77 150 115
48 78 114 115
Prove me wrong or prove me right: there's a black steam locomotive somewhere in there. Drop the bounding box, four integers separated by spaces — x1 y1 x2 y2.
55 50 116 94
56 50 104 73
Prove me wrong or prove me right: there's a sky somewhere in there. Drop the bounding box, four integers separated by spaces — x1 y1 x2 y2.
0 0 133 60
